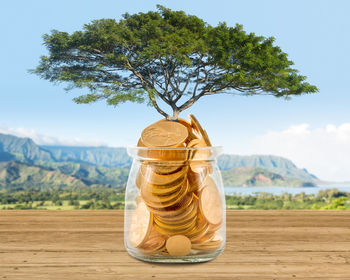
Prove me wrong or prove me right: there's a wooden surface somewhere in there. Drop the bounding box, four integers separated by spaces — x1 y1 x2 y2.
0 210 349 279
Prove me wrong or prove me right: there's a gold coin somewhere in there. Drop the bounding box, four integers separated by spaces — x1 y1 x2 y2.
199 181 223 225
147 144 188 161
136 138 151 159
142 178 184 196
141 179 185 203
187 138 211 162
142 180 189 209
187 139 202 159
144 161 185 175
155 118 197 143
207 221 223 233
135 169 143 189
188 165 208 192
192 232 223 251
188 114 212 146
141 120 188 147
191 231 216 245
154 214 197 232
190 160 210 172
203 176 217 189
139 228 166 255
137 138 146 147
187 213 210 241
191 146 212 162
187 138 203 148
128 201 153 248
190 160 213 175
146 193 193 217
188 224 210 242
136 142 187 161
177 118 198 142
154 220 197 236
156 200 197 224
136 196 143 204
140 243 165 255
191 241 222 251
140 164 187 186
166 235 192 256
202 130 212 146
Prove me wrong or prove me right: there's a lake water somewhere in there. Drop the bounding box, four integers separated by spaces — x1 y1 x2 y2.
224 186 350 196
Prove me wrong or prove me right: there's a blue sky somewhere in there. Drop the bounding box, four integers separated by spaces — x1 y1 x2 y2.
1 0 350 181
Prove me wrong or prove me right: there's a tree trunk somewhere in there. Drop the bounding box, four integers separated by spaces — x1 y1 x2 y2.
167 109 180 121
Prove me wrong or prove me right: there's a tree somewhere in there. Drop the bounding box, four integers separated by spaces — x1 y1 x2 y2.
31 5 318 120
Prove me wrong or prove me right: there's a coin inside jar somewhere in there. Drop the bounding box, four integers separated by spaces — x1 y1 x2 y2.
199 179 223 225
132 115 223 257
140 164 187 185
166 235 192 256
138 227 166 254
128 201 153 248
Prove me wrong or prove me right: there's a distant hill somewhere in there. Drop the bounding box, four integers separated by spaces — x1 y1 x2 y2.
0 134 53 162
0 161 129 190
218 154 317 181
0 133 318 188
221 166 316 187
41 145 131 168
0 161 86 190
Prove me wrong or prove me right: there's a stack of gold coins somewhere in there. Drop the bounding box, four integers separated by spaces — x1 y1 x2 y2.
128 114 223 256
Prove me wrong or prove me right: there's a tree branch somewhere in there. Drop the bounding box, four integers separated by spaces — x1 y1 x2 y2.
147 90 169 119
125 56 175 112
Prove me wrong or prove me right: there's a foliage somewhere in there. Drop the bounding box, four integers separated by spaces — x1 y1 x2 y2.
30 5 318 119
0 160 129 190
0 187 125 210
226 189 350 210
1 188 349 210
321 196 348 210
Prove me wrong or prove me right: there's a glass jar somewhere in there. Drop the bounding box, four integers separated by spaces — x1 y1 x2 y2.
124 146 225 263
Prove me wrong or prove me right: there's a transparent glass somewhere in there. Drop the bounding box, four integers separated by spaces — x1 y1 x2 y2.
124 146 226 263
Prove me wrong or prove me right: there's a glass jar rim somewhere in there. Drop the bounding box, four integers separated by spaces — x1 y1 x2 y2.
127 146 223 161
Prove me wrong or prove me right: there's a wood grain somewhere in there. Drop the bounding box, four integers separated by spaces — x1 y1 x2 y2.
0 210 349 279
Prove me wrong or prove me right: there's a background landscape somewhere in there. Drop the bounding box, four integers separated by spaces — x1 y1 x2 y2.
1 133 349 210
1 1 350 210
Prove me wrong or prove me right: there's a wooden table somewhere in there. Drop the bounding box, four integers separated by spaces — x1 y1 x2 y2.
0 210 349 279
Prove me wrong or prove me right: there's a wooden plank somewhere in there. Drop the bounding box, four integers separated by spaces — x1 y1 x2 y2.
0 210 349 279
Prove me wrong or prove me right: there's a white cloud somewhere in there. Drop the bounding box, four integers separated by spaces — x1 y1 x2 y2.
250 123 350 182
0 126 107 147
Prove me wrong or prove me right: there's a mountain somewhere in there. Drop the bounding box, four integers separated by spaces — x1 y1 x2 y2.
0 134 53 162
218 154 317 181
0 133 318 188
221 166 316 187
0 133 131 167
0 161 86 190
41 145 131 168
45 161 129 187
0 161 129 190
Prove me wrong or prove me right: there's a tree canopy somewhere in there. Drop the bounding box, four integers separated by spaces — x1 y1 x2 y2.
31 5 318 120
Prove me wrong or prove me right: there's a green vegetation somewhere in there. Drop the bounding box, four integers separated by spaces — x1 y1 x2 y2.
0 187 125 210
31 5 317 120
1 188 349 210
2 133 348 210
226 189 350 210
0 161 129 190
